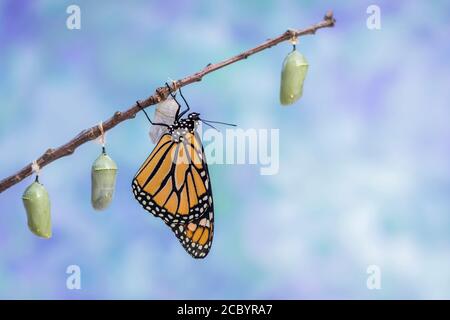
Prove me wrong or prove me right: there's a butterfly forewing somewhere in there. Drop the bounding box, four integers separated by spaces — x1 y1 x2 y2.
132 129 214 258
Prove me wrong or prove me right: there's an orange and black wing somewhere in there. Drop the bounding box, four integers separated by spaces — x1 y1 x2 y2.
132 132 213 225
172 208 214 258
172 133 214 258
132 131 214 258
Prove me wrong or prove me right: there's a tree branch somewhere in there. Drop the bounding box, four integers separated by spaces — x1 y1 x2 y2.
0 11 335 194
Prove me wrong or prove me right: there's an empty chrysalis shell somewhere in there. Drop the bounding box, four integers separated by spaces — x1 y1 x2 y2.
279 49 309 105
22 180 52 238
149 97 178 143
91 150 118 210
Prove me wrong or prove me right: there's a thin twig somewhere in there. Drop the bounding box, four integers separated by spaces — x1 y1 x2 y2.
0 11 335 194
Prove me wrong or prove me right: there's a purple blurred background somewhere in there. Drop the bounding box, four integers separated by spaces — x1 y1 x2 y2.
1 0 450 299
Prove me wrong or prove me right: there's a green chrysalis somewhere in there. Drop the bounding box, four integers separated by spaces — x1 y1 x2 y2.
91 149 118 210
22 180 52 238
279 49 309 106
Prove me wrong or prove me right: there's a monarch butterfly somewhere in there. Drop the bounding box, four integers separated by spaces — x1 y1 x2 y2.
132 84 234 258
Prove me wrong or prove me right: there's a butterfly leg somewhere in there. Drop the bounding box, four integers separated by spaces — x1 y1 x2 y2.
136 101 169 127
164 82 184 120
177 86 190 119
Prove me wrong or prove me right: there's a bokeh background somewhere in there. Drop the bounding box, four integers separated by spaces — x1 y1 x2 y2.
1 0 450 299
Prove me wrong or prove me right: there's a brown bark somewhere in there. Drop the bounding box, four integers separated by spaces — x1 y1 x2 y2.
0 11 335 194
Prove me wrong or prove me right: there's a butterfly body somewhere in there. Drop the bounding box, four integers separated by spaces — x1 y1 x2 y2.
167 112 200 142
132 110 214 259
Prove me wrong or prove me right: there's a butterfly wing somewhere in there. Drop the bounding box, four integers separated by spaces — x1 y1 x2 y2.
132 132 213 226
172 208 214 258
172 134 214 258
132 131 214 258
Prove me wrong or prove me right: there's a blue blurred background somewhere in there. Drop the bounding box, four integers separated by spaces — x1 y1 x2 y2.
1 0 450 299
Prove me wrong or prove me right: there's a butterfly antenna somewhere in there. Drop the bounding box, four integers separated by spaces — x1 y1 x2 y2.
200 120 219 131
201 119 237 127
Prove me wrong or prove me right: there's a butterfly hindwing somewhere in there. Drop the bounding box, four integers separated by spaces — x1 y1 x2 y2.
172 207 214 259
